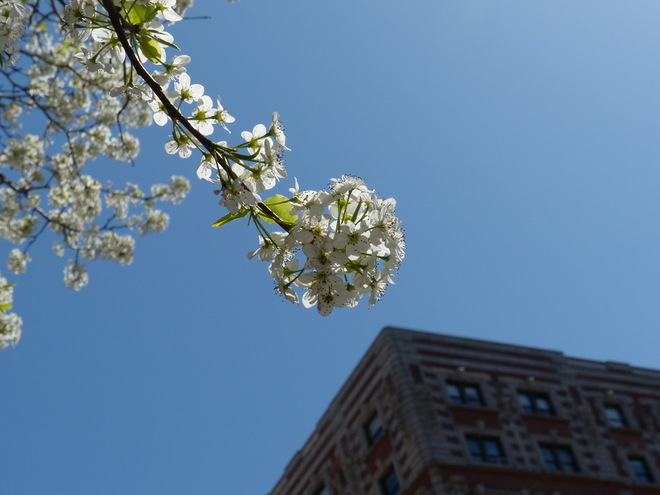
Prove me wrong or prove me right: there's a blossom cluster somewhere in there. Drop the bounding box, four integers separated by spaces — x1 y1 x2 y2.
0 0 195 345
61 0 289 203
0 0 27 66
0 0 405 348
0 274 20 348
63 0 405 316
251 176 405 315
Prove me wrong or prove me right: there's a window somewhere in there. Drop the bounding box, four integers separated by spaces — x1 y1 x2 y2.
539 444 579 472
518 391 555 415
379 467 400 495
364 413 384 446
629 457 654 483
465 436 507 464
605 405 628 428
447 381 484 406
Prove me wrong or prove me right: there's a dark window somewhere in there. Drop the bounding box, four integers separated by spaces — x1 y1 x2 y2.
364 413 384 446
629 457 654 483
447 382 484 406
379 467 400 495
518 391 555 415
540 444 579 472
605 405 628 428
466 436 507 464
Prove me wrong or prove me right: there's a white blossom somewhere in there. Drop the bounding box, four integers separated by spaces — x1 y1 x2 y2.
0 311 22 348
7 249 31 274
64 261 88 291
153 0 183 22
190 95 216 136
0 0 28 66
172 73 204 104
214 97 235 132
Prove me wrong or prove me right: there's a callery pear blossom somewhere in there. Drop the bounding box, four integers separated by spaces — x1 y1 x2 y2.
0 0 405 348
247 175 405 315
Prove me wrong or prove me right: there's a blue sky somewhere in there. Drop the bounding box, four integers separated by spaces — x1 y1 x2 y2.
4 0 660 493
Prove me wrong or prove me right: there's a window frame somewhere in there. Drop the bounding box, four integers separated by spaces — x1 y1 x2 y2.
363 412 384 447
465 435 508 465
628 456 654 483
604 404 628 428
518 390 555 415
539 443 579 473
446 381 485 407
379 466 401 495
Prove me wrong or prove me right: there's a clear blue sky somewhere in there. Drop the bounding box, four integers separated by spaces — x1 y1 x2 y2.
4 0 660 493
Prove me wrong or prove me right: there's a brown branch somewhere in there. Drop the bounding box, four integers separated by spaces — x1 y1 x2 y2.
99 0 291 231
99 0 219 155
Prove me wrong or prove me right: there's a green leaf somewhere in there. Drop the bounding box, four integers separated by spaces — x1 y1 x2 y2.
0 303 12 312
211 208 248 227
258 195 298 227
139 34 163 63
125 4 157 25
155 38 180 51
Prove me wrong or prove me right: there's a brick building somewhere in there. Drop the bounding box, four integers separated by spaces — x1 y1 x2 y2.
268 327 660 495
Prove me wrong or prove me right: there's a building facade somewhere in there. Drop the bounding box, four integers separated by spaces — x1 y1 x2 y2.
269 327 660 495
